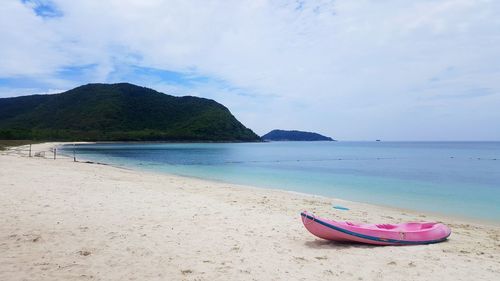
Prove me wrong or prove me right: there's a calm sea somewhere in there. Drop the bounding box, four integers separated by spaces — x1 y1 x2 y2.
62 142 500 221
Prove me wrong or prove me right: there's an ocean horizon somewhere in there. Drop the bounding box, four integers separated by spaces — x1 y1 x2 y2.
62 141 500 221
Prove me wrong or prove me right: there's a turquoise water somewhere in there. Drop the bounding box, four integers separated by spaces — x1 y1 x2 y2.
62 142 500 221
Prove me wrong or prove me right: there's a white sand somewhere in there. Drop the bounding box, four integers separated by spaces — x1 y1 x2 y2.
1 143 499 281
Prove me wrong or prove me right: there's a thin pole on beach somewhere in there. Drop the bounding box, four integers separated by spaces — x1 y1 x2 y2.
53 148 56 160
29 144 32 157
73 144 76 162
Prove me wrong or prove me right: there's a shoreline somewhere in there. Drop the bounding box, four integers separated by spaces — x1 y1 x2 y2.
57 142 500 226
1 142 499 280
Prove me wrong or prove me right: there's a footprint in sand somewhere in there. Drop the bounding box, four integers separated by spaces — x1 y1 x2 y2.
293 256 307 263
315 256 328 260
78 250 92 256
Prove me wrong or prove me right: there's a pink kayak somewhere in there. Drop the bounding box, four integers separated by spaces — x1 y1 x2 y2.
301 211 451 245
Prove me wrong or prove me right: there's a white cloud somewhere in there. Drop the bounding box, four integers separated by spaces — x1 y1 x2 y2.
0 0 499 140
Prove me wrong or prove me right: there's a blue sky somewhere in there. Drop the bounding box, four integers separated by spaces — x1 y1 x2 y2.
1 0 499 140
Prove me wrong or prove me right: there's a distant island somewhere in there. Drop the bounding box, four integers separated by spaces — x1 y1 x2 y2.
262 129 335 141
0 83 260 142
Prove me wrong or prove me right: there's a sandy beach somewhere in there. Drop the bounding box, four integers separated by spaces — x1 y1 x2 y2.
0 143 499 281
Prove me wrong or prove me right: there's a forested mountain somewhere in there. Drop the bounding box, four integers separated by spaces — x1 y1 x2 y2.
0 83 260 142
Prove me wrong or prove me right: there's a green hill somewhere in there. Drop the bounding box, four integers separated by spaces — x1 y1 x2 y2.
262 129 334 141
0 83 260 142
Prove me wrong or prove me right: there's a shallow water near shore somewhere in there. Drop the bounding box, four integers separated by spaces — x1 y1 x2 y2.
62 141 500 221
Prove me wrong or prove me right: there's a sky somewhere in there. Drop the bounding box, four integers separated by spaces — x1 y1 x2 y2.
1 0 499 140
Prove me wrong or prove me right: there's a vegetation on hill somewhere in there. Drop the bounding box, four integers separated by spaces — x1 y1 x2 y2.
0 83 260 142
262 129 334 141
